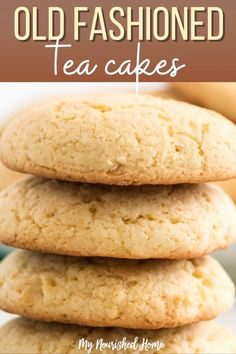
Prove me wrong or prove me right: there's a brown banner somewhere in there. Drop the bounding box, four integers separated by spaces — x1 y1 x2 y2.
0 0 235 82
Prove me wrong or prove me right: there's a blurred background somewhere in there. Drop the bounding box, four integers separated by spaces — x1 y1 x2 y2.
0 82 235 332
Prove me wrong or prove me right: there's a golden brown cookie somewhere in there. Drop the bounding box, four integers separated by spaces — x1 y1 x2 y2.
0 251 234 329
1 94 236 185
0 177 235 259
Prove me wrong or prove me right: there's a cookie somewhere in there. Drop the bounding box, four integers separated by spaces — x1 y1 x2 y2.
0 251 234 329
1 318 236 354
171 83 236 123
216 178 236 204
0 177 235 259
1 94 236 185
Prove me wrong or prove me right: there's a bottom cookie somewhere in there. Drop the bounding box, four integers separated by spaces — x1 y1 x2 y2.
0 318 236 354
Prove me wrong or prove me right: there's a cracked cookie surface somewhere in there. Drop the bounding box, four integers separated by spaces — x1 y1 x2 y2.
0 177 235 259
1 94 236 185
0 251 234 329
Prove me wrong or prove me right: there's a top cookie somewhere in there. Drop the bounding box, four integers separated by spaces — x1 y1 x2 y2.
1 94 236 185
171 83 236 123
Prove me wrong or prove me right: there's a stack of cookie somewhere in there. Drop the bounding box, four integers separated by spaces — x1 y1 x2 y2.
0 94 236 354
